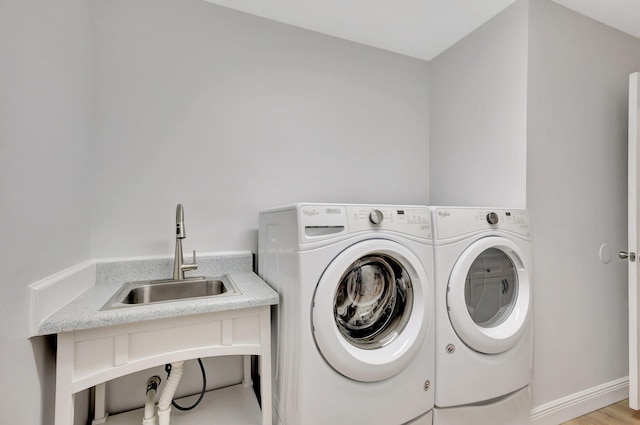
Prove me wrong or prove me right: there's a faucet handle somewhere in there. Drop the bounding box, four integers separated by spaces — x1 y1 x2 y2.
181 250 198 274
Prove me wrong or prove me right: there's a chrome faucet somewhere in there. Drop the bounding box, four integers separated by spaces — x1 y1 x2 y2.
173 203 198 280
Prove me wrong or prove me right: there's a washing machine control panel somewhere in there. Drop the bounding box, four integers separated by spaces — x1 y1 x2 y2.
347 205 431 239
298 204 432 242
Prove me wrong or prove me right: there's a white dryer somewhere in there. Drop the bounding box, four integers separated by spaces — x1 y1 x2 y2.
430 207 532 424
259 203 435 425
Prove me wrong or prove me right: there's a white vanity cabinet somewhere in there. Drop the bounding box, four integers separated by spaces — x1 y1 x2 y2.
30 255 278 424
55 305 272 425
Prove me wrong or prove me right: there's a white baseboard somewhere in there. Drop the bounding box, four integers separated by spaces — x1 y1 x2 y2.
531 377 629 425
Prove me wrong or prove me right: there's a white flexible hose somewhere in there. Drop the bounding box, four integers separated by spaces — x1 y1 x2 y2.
157 362 184 425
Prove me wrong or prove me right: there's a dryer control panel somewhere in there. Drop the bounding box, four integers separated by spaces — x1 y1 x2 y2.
433 207 530 240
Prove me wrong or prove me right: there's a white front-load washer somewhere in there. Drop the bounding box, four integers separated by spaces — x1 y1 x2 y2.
258 203 435 425
430 207 532 425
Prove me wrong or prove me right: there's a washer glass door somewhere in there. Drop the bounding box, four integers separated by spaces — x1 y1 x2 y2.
334 253 414 349
312 239 431 382
447 236 531 354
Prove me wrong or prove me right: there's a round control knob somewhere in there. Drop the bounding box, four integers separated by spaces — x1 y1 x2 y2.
369 209 384 225
486 212 499 225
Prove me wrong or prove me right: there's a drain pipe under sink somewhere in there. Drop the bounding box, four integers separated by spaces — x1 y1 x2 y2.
142 376 161 425
157 361 185 425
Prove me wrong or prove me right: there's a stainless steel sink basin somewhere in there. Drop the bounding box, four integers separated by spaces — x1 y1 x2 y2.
100 276 239 310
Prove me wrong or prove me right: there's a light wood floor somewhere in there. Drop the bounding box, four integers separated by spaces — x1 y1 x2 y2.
562 400 640 424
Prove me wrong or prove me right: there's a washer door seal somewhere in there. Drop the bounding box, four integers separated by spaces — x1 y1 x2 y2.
447 236 531 354
312 239 431 382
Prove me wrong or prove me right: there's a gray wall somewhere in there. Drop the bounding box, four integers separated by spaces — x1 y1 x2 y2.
527 0 640 411
3 0 430 422
429 0 529 208
0 1 93 424
91 0 430 259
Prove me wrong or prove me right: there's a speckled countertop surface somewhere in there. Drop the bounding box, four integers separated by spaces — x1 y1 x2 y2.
37 253 279 336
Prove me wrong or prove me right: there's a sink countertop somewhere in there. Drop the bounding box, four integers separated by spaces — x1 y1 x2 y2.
36 253 279 336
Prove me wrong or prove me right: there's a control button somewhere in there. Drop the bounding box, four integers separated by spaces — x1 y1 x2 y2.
486 212 499 225
369 209 384 225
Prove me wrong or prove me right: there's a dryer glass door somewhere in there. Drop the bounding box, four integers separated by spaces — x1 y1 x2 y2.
447 236 531 355
312 239 431 382
465 248 518 328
